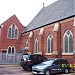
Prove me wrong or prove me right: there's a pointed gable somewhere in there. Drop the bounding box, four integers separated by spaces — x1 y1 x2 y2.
0 15 25 40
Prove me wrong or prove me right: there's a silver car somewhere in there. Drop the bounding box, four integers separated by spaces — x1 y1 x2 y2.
32 58 70 75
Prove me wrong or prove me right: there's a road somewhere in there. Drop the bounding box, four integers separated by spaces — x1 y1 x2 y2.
0 65 75 75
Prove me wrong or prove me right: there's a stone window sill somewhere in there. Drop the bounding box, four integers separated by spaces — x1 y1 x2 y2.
45 53 53 55
62 53 73 55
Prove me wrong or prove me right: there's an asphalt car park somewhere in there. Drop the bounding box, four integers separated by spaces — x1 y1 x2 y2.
0 65 75 75
0 65 32 75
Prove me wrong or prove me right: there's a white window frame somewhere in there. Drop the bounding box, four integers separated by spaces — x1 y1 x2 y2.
12 46 16 54
8 46 15 56
8 46 12 54
15 28 18 39
63 30 73 54
7 23 19 39
46 34 53 54
34 37 39 53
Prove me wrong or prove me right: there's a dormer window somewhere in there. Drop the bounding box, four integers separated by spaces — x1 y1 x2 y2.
8 24 19 39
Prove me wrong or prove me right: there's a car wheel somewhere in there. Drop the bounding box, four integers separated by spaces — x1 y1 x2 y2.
45 69 51 75
64 68 69 74
22 67 28 70
28 67 32 71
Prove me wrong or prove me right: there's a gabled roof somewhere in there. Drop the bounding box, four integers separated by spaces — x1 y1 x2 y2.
0 14 24 27
23 0 75 33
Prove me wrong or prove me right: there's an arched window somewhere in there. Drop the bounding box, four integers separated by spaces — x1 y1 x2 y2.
47 34 53 53
8 28 11 38
15 29 18 39
8 46 15 54
12 47 15 54
8 24 18 39
12 24 15 38
35 38 39 53
63 30 73 53
26 39 28 47
8 47 11 54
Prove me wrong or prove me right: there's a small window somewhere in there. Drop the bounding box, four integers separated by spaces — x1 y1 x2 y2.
59 60 65 64
8 47 11 54
53 60 59 65
8 46 15 54
8 28 11 38
12 47 14 54
38 55 44 62
29 55 37 61
59 59 68 64
15 29 18 39
12 24 15 38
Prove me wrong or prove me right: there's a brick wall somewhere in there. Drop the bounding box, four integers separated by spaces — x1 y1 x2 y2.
0 15 25 53
22 17 75 63
0 15 75 64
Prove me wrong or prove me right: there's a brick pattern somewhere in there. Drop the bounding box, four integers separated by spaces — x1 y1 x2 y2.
22 18 74 63
0 15 75 64
0 15 25 53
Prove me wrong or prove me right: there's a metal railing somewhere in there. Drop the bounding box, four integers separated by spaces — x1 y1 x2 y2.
0 53 22 64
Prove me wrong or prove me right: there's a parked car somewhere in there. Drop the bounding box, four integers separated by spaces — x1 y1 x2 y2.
21 54 29 61
20 54 46 70
32 58 70 75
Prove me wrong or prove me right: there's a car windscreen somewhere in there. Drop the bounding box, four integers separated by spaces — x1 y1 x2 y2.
29 55 37 60
42 60 54 65
23 55 29 59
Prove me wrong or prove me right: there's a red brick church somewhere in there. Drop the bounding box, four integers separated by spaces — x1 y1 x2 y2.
0 0 75 64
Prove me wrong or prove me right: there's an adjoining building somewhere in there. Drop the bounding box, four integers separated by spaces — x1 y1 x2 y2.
0 15 25 64
0 0 75 64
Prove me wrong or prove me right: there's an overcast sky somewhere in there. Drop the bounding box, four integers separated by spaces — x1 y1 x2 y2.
0 0 57 26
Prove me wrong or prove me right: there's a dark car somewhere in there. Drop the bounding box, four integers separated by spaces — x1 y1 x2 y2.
32 58 70 75
21 54 29 61
20 54 46 70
